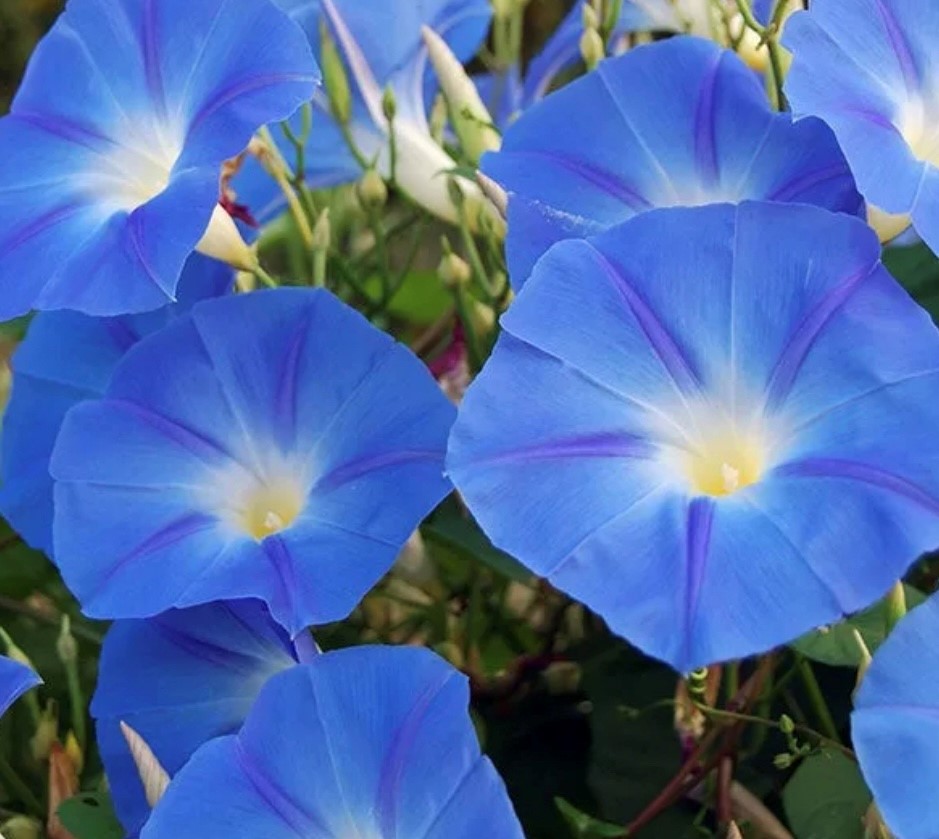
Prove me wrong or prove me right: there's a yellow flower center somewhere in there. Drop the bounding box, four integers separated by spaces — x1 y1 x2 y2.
234 479 305 540
684 431 765 498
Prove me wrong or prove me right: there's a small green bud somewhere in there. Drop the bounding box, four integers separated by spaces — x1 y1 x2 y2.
0 627 35 673
1 815 42 839
320 23 352 125
438 252 472 288
773 752 793 770
30 700 58 762
779 714 796 735
580 28 606 70
382 85 397 123
357 169 388 210
582 2 600 30
56 615 78 667
312 208 331 253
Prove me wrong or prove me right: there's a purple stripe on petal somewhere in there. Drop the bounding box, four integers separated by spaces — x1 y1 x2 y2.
692 52 722 189
763 266 874 410
0 202 86 256
187 73 318 138
500 150 654 212
681 497 714 668
767 164 853 203
108 398 240 465
104 318 142 353
873 0 920 92
151 617 268 675
262 535 299 619
234 739 322 835
13 111 113 150
93 512 218 598
776 457 939 515
314 449 444 493
377 670 455 836
465 432 656 469
141 0 166 114
274 304 313 442
843 106 896 131
589 243 703 393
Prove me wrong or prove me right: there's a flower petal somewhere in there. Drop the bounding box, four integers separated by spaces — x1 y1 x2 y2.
92 600 297 836
0 655 40 719
140 646 523 839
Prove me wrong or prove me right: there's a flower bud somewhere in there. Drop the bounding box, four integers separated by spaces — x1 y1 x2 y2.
1 816 42 839
320 23 352 125
382 85 397 123
0 628 35 673
582 2 600 30
312 208 331 253
195 204 257 271
438 252 472 288
121 721 170 808
64 731 84 776
55 616 77 668
580 27 606 70
421 25 501 163
491 0 512 19
773 752 793 770
779 714 795 735
357 169 388 210
30 700 58 763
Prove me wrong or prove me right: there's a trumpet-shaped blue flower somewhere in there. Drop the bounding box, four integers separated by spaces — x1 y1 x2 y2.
51 288 455 635
141 645 524 839
1 656 39 719
92 600 300 836
448 202 939 672
853 594 939 839
0 0 317 317
483 36 862 287
784 0 939 252
0 256 232 557
236 0 491 223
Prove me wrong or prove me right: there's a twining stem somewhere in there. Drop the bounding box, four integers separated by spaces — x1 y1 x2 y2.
733 0 788 111
796 656 841 743
0 753 43 817
253 265 280 289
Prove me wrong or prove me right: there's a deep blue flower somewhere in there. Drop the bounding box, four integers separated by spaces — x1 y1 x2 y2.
483 36 862 287
0 655 39 718
853 594 939 839
92 600 300 836
235 0 491 223
0 256 231 557
784 0 939 252
140 645 524 839
0 0 317 317
448 202 939 672
51 288 456 635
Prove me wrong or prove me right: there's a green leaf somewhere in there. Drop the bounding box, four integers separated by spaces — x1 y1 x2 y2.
782 749 871 839
792 585 926 667
57 793 124 839
363 270 451 325
883 243 939 323
556 797 623 838
423 505 531 582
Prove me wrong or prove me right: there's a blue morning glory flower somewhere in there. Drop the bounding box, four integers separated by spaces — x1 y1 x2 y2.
784 0 939 252
140 645 524 839
448 201 939 672
236 0 491 223
1 655 40 719
0 256 231 557
853 594 939 839
51 288 456 635
483 36 862 287
0 0 317 318
92 600 300 836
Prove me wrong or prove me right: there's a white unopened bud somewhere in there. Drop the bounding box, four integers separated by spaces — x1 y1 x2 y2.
195 205 257 271
580 28 606 70
438 252 472 288
120 721 170 808
421 25 501 163
357 169 389 210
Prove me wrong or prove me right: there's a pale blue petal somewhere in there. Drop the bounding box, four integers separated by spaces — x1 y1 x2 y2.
485 37 861 287
0 655 40 719
0 256 231 555
92 600 297 835
853 595 939 839
0 0 317 316
141 647 523 839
